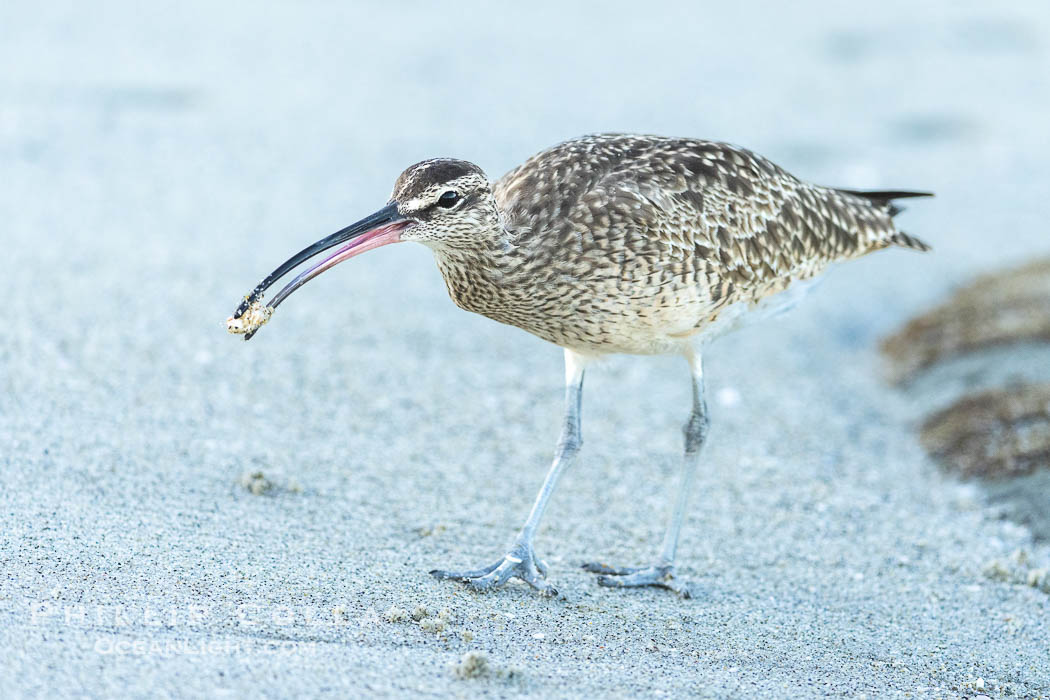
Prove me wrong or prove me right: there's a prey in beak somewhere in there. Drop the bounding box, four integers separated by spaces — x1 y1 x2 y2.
226 202 409 340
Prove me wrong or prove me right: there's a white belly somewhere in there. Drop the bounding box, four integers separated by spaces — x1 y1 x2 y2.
559 276 823 358
693 277 823 345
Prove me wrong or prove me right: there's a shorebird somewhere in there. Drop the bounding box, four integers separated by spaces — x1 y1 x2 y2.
228 134 930 597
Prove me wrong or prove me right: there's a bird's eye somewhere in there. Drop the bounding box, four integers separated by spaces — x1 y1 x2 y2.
437 190 460 208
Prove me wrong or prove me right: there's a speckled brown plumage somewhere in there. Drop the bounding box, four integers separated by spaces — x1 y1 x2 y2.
399 133 930 355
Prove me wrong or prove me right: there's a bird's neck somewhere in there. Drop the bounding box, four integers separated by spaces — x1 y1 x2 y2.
430 228 536 323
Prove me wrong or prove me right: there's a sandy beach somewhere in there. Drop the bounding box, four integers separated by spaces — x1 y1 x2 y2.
2 2 1049 697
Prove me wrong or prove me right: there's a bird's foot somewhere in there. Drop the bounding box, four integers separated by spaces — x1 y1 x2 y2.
581 561 691 598
430 542 557 597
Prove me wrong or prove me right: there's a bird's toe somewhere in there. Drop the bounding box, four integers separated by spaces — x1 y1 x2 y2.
518 566 558 597
581 562 645 576
588 563 692 598
463 571 502 592
428 559 502 581
535 557 549 578
431 545 556 596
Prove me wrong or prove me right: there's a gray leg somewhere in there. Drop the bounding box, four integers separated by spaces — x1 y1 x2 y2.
582 350 708 597
430 349 587 597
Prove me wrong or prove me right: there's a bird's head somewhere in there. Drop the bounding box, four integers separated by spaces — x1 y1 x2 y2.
228 158 498 338
392 158 500 248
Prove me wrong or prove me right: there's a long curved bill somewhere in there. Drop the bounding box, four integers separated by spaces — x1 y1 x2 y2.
228 202 409 340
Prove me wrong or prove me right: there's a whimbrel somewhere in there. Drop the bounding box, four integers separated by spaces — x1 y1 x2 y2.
228 134 931 597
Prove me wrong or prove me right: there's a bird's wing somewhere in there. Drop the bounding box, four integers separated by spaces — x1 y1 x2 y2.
497 135 911 309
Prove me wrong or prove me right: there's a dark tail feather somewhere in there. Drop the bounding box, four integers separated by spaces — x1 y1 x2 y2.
837 189 934 217
836 189 934 252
